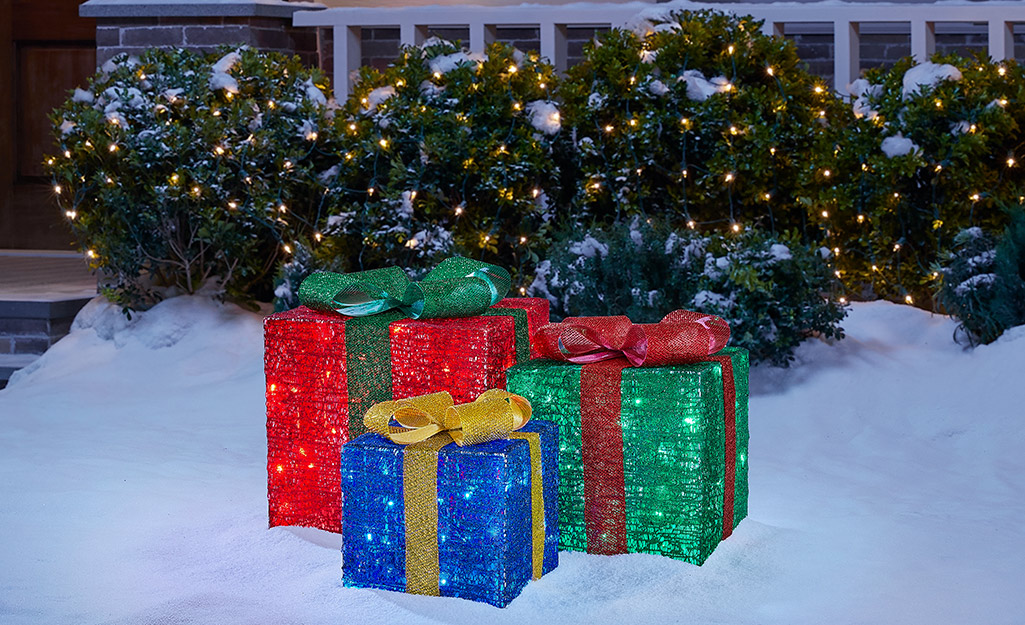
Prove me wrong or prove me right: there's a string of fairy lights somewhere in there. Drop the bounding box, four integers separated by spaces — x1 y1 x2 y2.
50 27 1022 303
51 61 334 277
325 47 560 286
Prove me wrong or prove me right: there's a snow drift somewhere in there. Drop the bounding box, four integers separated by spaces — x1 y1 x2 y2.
1 296 1024 624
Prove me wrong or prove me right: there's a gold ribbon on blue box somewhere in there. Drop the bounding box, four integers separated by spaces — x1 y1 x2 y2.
363 390 547 596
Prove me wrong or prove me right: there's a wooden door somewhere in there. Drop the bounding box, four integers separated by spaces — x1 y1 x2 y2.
0 0 96 250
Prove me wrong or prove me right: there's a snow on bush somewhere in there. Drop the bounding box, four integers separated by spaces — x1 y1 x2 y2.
813 54 1025 301
678 69 731 101
936 218 1025 344
902 61 962 98
880 132 921 158
47 47 333 311
526 100 562 135
530 220 847 365
561 9 841 234
303 39 563 296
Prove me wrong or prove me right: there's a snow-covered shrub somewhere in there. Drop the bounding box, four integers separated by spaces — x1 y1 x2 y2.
530 220 847 366
560 9 842 232
315 39 565 287
815 54 1025 304
47 47 332 310
935 213 1025 344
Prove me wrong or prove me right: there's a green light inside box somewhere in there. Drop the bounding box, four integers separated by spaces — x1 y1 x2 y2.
506 347 749 565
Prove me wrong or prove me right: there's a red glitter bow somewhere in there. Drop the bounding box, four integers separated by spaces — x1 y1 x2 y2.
535 310 738 554
534 310 731 367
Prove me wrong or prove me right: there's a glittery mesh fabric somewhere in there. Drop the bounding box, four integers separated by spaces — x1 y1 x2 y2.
534 311 731 366
505 347 749 565
265 307 349 531
340 421 559 608
300 266 411 314
580 359 630 555
402 433 452 597
730 349 750 528
298 257 512 319
483 298 549 359
264 299 549 533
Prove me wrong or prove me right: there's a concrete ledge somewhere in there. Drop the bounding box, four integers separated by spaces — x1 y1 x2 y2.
81 0 326 19
0 298 94 320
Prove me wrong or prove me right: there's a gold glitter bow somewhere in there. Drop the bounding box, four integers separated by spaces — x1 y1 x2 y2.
363 390 545 596
363 389 532 446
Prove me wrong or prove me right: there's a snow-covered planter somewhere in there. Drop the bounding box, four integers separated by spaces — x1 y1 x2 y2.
813 54 1025 304
560 9 843 233
47 47 333 310
530 219 847 366
308 39 564 296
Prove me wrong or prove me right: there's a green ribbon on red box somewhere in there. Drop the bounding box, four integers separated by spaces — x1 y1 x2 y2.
296 258 528 439
534 311 738 555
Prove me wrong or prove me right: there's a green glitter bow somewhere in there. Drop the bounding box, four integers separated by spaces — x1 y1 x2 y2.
298 257 512 319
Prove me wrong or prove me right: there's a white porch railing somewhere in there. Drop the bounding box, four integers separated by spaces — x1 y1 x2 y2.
293 1 1025 99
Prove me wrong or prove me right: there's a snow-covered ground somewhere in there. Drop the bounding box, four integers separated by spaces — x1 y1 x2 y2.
1 295 1023 624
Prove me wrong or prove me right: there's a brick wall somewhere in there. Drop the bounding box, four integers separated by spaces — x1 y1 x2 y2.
355 22 1020 90
0 317 74 355
94 16 330 68
360 24 609 71
787 22 1024 88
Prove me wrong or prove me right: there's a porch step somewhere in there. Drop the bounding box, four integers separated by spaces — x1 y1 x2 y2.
0 250 98 389
0 354 41 388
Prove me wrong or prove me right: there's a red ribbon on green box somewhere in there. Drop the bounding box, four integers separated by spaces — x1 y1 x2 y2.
534 310 737 554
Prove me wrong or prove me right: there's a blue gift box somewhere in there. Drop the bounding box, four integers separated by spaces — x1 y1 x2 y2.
340 420 559 607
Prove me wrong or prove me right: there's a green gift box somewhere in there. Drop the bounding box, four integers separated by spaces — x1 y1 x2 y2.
506 312 749 565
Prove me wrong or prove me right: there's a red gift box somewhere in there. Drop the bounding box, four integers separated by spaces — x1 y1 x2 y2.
264 297 548 532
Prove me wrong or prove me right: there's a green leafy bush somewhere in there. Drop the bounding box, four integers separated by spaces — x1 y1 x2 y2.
313 38 565 289
935 214 1025 344
816 54 1025 303
561 9 842 232
46 47 332 309
529 220 847 365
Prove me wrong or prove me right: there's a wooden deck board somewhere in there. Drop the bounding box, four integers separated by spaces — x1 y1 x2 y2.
0 250 97 302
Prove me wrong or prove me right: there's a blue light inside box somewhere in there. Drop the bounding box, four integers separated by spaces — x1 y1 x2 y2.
341 420 559 607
